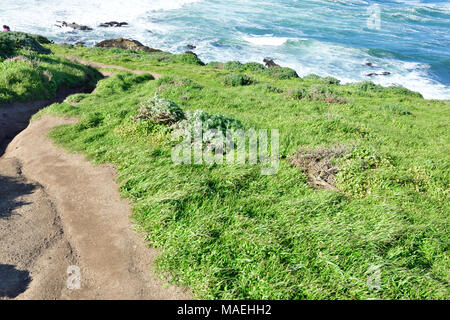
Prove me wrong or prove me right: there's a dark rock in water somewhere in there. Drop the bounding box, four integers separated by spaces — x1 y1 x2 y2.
187 44 196 50
366 71 391 77
75 41 85 46
95 38 162 53
56 21 92 31
185 51 198 57
99 21 129 28
365 62 374 67
263 58 280 68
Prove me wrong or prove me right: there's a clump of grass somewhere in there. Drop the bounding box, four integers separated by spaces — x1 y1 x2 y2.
134 93 185 124
174 52 205 66
303 74 321 80
386 86 423 98
352 80 384 93
0 31 51 59
289 85 347 104
0 54 102 104
65 93 89 105
176 109 243 134
75 112 104 131
157 75 203 90
262 84 283 93
244 62 266 72
288 87 309 100
223 73 253 87
223 61 243 71
380 103 412 115
265 66 299 80
206 61 223 69
222 61 298 79
322 76 341 85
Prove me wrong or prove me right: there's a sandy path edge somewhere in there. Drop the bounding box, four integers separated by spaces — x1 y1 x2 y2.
1 115 190 300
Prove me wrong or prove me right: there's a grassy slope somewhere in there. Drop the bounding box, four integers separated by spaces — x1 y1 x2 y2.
0 32 102 105
33 44 450 299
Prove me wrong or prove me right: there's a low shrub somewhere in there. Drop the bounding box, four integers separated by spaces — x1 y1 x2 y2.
288 87 309 100
380 104 412 115
351 81 383 92
244 62 266 72
266 66 299 80
303 74 321 80
223 61 244 71
262 84 283 93
207 61 224 69
134 93 186 124
224 73 253 87
322 76 341 85
385 86 423 98
174 53 205 66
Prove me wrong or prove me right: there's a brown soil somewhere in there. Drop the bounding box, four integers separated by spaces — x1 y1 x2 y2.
290 145 350 191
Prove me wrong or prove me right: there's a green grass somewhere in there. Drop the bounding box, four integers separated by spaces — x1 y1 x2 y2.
0 33 103 105
15 40 450 299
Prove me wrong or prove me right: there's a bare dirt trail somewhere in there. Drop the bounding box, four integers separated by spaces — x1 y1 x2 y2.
0 61 190 299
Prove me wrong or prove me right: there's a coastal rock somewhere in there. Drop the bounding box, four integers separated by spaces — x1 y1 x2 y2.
366 71 391 77
99 21 129 28
95 38 162 53
263 58 280 68
187 44 196 49
55 21 92 31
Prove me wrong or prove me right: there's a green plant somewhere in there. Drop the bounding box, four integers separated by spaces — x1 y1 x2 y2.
322 76 341 85
134 93 186 124
380 103 412 115
262 84 283 93
223 61 244 71
289 87 309 100
0 31 51 59
266 66 299 80
223 73 253 86
352 81 383 92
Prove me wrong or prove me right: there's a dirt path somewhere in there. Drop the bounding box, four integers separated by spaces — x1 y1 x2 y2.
1 115 190 299
0 61 190 299
58 55 162 79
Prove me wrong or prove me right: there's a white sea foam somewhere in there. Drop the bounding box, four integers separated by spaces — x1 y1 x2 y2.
243 36 290 46
0 0 201 31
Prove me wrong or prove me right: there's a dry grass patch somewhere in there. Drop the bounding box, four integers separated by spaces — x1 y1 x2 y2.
290 145 350 191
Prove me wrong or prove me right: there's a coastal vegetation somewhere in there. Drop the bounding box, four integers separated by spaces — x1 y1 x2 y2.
1 33 449 299
0 32 102 104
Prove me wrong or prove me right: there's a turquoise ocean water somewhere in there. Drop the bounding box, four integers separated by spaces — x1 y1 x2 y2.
1 0 449 99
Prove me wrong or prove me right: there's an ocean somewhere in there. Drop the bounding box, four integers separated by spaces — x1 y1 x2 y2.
1 0 449 99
